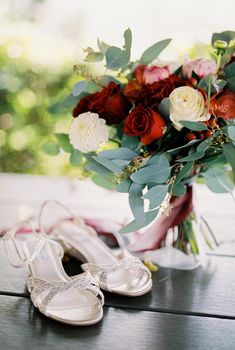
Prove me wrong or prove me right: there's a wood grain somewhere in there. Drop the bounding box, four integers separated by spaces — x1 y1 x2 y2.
1 295 235 350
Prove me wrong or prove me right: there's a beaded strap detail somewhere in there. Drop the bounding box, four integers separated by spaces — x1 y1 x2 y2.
27 272 104 314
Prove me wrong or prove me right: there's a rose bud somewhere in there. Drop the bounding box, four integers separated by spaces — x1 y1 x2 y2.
186 133 197 141
123 105 166 145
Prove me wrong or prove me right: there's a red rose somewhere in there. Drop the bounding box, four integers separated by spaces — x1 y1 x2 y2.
123 105 166 145
210 89 235 120
124 75 184 109
73 82 132 125
135 64 146 85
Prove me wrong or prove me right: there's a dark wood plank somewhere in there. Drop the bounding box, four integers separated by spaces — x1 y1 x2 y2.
1 238 235 318
1 295 235 350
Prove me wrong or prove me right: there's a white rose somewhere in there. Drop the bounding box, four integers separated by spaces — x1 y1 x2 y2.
69 112 109 153
169 86 208 130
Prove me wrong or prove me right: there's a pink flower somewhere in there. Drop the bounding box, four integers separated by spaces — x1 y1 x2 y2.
182 57 217 79
143 65 171 84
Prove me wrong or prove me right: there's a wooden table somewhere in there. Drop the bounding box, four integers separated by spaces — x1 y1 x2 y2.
0 174 235 349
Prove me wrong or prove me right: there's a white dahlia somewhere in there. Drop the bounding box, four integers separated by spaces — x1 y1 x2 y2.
69 112 109 153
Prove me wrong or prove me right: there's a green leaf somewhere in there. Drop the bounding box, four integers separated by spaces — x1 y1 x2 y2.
72 80 100 97
172 182 187 196
148 153 170 167
129 183 144 225
180 120 208 131
140 39 172 65
116 179 132 193
84 51 104 62
223 143 235 180
175 161 194 184
131 164 171 184
203 168 234 193
123 28 132 53
143 184 168 210
99 147 137 160
121 134 140 151
70 150 82 167
227 77 235 92
55 133 73 153
119 209 159 234
105 28 132 71
197 138 212 152
86 162 111 176
178 150 205 162
72 80 87 97
41 142 60 156
157 98 170 119
92 174 115 190
97 38 111 54
92 156 123 173
228 126 235 141
224 61 235 79
167 140 200 154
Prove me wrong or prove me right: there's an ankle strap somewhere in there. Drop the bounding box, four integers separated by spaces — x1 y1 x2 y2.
3 220 64 268
38 200 75 234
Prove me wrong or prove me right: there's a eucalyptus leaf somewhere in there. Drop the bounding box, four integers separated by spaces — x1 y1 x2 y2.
175 161 194 184
121 135 140 151
223 143 235 180
119 209 159 234
116 179 132 193
92 156 123 173
129 183 144 225
84 51 104 62
172 182 187 196
92 174 115 190
72 80 87 97
178 150 205 162
130 164 171 184
180 121 208 131
203 168 234 193
140 39 171 65
70 150 82 167
41 142 60 156
227 77 235 92
224 61 235 79
148 153 170 167
167 140 200 154
97 39 111 54
55 133 73 153
228 126 235 141
157 98 170 119
143 184 168 210
197 138 212 152
99 147 137 160
85 162 112 176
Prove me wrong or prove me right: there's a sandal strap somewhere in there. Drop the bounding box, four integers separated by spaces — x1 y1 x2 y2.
82 251 151 291
3 220 64 268
27 272 104 314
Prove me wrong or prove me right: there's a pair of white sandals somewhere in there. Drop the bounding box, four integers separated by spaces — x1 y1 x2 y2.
3 201 152 326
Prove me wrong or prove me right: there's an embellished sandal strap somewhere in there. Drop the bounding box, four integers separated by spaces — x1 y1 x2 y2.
27 272 104 314
82 252 151 291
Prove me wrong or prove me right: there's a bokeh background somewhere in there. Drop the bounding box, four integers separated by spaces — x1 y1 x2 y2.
1 0 234 176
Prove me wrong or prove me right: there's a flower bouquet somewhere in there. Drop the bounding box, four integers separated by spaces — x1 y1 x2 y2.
44 29 235 258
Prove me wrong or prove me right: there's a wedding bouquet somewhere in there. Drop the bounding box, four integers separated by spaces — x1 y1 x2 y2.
44 29 235 255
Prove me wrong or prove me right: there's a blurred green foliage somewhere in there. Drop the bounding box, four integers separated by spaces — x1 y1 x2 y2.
0 41 79 175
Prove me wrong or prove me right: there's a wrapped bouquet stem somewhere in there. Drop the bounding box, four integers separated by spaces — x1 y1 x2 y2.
43 29 235 265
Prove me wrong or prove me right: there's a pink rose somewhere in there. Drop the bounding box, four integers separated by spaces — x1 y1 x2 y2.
182 57 217 79
143 65 171 84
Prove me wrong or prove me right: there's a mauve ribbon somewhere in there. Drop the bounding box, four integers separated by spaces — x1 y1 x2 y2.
127 186 193 252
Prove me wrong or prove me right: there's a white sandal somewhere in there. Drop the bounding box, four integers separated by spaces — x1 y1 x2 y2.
3 221 104 325
39 201 152 297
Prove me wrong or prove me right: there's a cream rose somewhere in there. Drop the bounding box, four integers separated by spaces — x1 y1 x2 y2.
169 86 208 130
69 112 109 153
